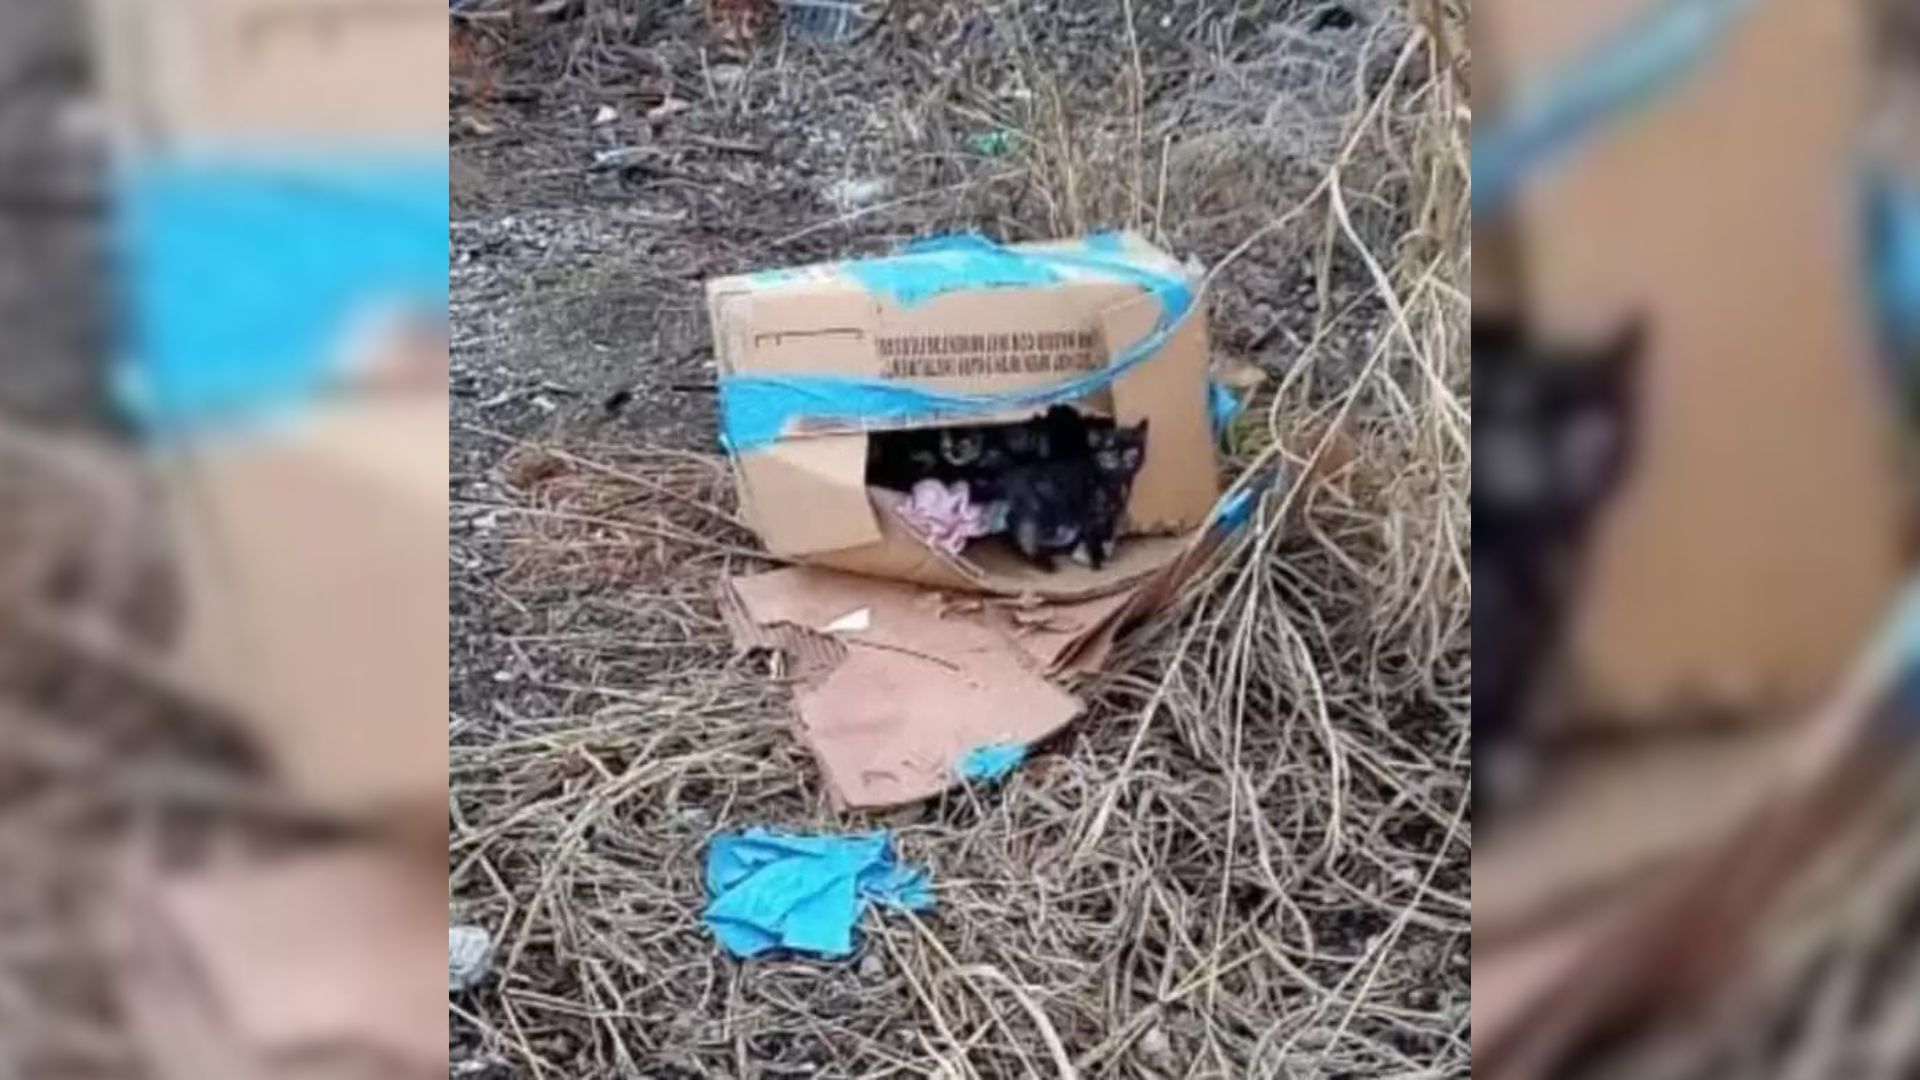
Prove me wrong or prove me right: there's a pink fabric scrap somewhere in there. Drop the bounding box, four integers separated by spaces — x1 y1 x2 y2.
898 479 996 555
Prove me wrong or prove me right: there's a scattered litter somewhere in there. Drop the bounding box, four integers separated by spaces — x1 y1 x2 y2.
592 104 618 126
449 925 494 992
896 479 996 555
646 97 690 122
703 829 932 958
956 743 1026 783
966 129 1014 156
592 146 652 171
821 607 872 634
822 176 892 211
782 0 867 42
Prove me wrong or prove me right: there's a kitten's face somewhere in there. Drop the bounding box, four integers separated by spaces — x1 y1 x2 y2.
940 428 985 466
1002 424 1049 459
1091 420 1149 478
1474 318 1641 519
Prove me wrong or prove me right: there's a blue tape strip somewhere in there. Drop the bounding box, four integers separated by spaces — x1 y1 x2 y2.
1866 167 1920 368
956 743 1027 783
845 234 1061 307
720 234 1196 452
1473 0 1758 217
1209 381 1244 438
113 152 450 434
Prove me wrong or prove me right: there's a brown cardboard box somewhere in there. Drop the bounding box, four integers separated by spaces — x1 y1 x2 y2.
1475 0 1909 723
90 0 447 148
165 390 448 842
706 233 1220 598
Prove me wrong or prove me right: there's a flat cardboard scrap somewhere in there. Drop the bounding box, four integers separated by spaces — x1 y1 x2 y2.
722 480 1262 806
114 847 445 1080
725 568 1083 807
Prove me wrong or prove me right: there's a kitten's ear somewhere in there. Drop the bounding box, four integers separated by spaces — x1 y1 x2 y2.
1597 315 1648 382
1131 418 1150 440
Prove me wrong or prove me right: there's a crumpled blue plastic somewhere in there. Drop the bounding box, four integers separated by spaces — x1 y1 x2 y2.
956 743 1027 783
702 829 934 958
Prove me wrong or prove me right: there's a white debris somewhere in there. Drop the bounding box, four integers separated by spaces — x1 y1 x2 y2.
823 177 892 211
822 608 872 634
449 925 494 992
592 104 618 126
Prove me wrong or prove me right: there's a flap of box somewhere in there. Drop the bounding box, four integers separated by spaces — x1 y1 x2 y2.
1102 289 1219 531
739 435 882 557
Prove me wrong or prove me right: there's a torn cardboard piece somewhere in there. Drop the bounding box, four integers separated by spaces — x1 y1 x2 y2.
164 390 448 844
708 232 1221 598
721 473 1269 806
726 568 1082 807
1474 726 1796 945
115 846 445 1080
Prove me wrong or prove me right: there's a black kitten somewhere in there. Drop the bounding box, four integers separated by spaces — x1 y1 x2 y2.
866 422 995 492
1004 416 1149 571
866 427 943 492
1004 458 1095 570
1473 314 1644 814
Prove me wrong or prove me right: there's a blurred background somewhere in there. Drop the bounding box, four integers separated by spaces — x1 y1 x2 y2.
1473 0 1920 1077
0 0 445 1076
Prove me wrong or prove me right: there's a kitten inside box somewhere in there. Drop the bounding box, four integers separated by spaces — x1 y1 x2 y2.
866 406 1148 571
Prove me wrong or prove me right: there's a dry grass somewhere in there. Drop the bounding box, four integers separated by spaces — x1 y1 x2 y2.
450 0 1469 1076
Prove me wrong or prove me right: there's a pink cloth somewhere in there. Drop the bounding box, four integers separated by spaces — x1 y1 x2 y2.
897 479 995 555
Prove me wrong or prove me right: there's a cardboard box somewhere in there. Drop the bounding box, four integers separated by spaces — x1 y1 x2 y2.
90 0 447 149
706 233 1221 598
1476 0 1909 723
164 389 448 842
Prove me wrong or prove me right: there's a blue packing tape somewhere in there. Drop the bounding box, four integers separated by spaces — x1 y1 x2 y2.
1866 166 1920 368
720 234 1197 452
1473 0 1758 217
113 151 450 435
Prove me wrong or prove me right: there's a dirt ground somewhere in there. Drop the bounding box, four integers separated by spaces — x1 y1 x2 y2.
0 0 111 430
450 1 1470 1077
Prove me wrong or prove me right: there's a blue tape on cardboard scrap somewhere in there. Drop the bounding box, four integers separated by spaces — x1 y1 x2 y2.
955 743 1026 783
702 829 934 959
719 233 1204 453
112 152 450 433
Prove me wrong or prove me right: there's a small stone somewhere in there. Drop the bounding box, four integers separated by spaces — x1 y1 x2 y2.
449 925 494 992
1139 1024 1172 1059
859 952 885 980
